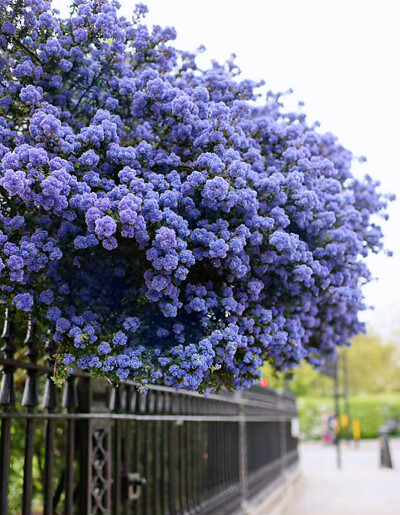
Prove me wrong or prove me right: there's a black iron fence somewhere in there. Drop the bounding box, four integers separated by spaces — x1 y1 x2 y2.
0 311 299 515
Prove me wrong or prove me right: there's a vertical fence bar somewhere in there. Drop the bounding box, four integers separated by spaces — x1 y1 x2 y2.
152 391 160 515
220 418 225 490
135 392 144 515
138 391 147 515
224 419 229 488
43 340 58 515
21 318 38 515
168 393 178 515
184 397 191 514
122 384 132 515
238 393 248 513
191 398 199 511
157 395 164 515
279 395 287 476
131 389 140 515
129 386 138 515
161 392 170 515
209 417 216 495
186 398 194 514
179 395 187 514
62 375 77 515
218 410 223 492
229 421 235 485
0 307 16 515
234 421 238 487
143 392 152 515
206 420 212 496
200 399 208 506
75 376 90 515
111 385 122 515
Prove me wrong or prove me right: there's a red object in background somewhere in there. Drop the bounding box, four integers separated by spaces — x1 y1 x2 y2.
260 377 269 388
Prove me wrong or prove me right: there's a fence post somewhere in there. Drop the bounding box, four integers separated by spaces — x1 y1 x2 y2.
76 377 112 515
42 340 58 515
0 307 16 515
238 392 249 514
110 385 122 515
21 318 38 515
62 375 77 515
76 376 91 515
168 392 179 515
279 393 287 475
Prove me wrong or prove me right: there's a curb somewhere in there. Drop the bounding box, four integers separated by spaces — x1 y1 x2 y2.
245 465 302 515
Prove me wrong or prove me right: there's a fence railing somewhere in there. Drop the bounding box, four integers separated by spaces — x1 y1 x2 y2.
0 312 299 515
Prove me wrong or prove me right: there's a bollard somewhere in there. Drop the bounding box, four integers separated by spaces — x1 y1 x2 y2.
379 426 393 468
353 418 361 447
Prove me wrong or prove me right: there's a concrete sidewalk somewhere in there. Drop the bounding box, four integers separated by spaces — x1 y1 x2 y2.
283 439 400 515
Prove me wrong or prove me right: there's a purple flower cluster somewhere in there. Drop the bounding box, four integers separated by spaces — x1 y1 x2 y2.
0 0 392 392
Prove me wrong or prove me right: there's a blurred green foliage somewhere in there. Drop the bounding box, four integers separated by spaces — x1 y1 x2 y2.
262 331 400 397
344 332 400 395
298 394 400 440
261 330 400 439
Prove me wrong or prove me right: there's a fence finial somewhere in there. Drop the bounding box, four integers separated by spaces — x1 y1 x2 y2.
0 306 17 407
22 318 39 408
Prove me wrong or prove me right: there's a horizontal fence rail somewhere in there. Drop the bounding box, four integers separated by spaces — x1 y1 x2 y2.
0 313 299 515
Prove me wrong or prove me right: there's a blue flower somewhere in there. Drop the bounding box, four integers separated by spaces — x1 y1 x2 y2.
80 150 99 167
56 318 71 333
2 21 16 35
112 331 128 346
13 293 34 312
59 59 73 72
95 216 117 239
98 342 112 355
20 85 43 105
123 317 140 332
0 0 390 393
38 290 54 305
202 177 229 201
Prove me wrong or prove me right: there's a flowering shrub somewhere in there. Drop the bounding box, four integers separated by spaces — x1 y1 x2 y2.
0 0 391 392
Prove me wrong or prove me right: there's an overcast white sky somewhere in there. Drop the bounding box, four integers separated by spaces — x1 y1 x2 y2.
55 0 400 337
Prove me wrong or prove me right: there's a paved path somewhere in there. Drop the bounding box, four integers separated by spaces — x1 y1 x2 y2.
283 439 400 515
